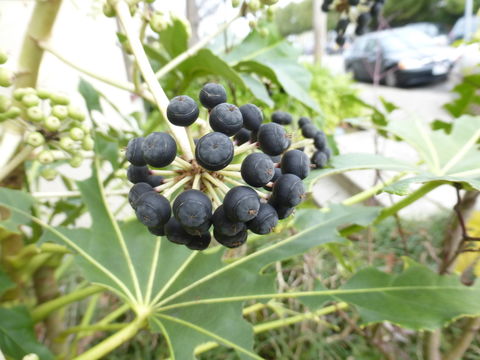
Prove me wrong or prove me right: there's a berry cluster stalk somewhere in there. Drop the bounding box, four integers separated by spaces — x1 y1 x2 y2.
114 1 194 160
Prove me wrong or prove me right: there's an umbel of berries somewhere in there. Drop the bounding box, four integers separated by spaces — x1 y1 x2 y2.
125 82 331 251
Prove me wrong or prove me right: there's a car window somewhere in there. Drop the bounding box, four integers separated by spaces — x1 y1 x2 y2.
379 30 435 52
352 37 368 54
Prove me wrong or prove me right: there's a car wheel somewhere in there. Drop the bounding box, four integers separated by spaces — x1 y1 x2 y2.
385 70 398 87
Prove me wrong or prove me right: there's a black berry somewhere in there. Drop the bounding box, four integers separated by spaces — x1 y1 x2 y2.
281 149 310 179
164 217 193 245
301 124 318 139
127 165 150 184
148 225 165 236
142 132 177 168
135 192 171 227
239 104 263 131
209 103 243 136
128 182 154 209
271 111 292 125
214 228 248 248
313 131 327 150
246 203 278 234
186 232 211 250
298 117 311 128
258 122 290 156
167 95 199 127
223 186 260 222
271 174 305 207
195 132 234 171
199 83 227 109
145 174 164 187
234 128 251 145
126 137 146 166
212 205 246 236
264 167 282 191
312 150 329 168
173 189 212 228
241 153 275 187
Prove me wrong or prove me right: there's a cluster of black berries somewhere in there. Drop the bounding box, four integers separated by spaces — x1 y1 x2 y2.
322 0 385 45
125 83 330 251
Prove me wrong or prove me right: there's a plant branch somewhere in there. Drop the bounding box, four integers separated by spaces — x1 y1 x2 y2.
154 12 242 80
114 0 193 159
31 285 104 322
444 317 480 360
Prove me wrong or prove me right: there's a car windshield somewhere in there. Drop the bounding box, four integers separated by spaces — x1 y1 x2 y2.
379 31 436 53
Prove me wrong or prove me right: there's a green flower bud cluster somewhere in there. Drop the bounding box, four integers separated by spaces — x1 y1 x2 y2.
0 87 94 181
240 0 274 37
0 51 15 88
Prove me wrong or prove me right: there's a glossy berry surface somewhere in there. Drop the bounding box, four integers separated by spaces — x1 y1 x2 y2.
241 153 275 187
195 132 234 171
271 111 292 125
301 124 318 139
145 175 164 187
246 203 278 234
135 192 171 228
281 149 310 180
209 103 243 136
199 83 227 109
223 186 260 222
258 122 290 156
142 132 177 168
271 174 305 207
313 131 327 150
173 189 212 228
239 104 263 131
128 182 153 210
127 165 150 184
167 95 199 127
212 205 246 236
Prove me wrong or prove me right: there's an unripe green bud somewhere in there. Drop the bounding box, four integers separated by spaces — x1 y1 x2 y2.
13 88 28 101
267 7 275 20
6 106 20 119
232 0 241 7
103 1 116 17
0 68 15 87
0 51 7 65
44 116 61 132
82 136 94 151
26 131 45 147
249 20 257 29
23 354 40 360
36 88 51 100
51 105 68 120
69 154 83 168
67 105 85 121
38 150 54 164
249 0 261 12
0 94 12 113
50 92 70 105
26 107 45 122
69 127 85 141
21 94 40 107
59 137 76 152
40 168 57 181
261 0 278 5
150 12 168 33
259 27 269 37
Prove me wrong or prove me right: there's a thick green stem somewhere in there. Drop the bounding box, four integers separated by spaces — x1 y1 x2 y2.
31 285 103 322
72 315 147 360
444 317 480 360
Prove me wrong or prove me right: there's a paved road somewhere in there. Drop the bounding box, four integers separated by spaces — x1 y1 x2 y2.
323 54 458 122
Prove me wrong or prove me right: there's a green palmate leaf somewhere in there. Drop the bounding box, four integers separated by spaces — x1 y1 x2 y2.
224 31 320 112
0 187 34 234
240 73 274 108
157 15 190 58
306 153 415 191
0 306 53 360
444 74 480 117
302 264 480 331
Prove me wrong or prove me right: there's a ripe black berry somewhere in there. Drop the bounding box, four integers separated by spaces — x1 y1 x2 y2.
223 186 260 222
184 219 212 236
164 217 193 245
312 150 329 168
128 182 154 209
239 104 263 131
258 122 290 156
234 128 251 145
145 174 164 187
135 192 171 227
313 131 326 150
186 232 211 250
148 225 165 236
241 153 275 187
173 189 212 228
271 111 292 125
209 103 243 136
264 167 281 191
199 83 227 109
214 228 248 248
142 132 177 168
281 149 310 180
298 117 311 128
274 204 295 219
301 124 318 139
250 129 258 142
126 137 146 166
127 165 150 184
167 95 199 127
195 132 234 171
246 203 278 234
271 174 305 207
212 205 246 236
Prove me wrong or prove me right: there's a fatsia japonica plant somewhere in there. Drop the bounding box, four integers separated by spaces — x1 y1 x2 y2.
1 0 480 359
